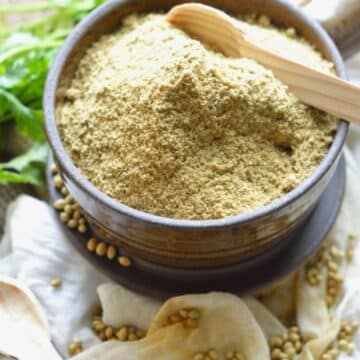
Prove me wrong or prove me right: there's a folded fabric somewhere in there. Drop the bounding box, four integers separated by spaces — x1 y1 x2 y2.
0 149 359 359
0 195 107 356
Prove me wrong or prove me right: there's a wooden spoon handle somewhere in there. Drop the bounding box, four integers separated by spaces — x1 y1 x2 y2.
168 3 360 125
239 40 360 124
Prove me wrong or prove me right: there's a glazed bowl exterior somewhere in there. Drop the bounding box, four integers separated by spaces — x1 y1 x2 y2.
44 0 348 268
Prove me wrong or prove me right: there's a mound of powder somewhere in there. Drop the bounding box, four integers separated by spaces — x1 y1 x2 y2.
58 14 336 220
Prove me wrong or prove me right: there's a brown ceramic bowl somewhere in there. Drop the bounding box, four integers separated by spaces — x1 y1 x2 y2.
44 0 348 269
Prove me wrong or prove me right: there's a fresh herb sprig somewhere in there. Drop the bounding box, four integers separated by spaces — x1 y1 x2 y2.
0 0 105 186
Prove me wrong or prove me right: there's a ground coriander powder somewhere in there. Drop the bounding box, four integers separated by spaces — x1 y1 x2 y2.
58 13 336 220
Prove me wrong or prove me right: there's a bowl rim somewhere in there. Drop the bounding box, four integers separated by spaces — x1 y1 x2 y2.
44 0 349 230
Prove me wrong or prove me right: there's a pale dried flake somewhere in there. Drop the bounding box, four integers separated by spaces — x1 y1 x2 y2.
58 13 336 220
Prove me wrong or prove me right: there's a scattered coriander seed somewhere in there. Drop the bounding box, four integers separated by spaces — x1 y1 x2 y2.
179 309 188 319
234 353 244 360
53 199 66 210
194 349 219 360
107 246 117 260
258 14 271 26
104 326 114 339
64 195 74 204
87 238 98 252
338 339 348 350
78 224 88 233
326 295 334 307
328 261 338 272
330 246 343 258
346 342 355 354
61 186 69 196
184 318 198 329
208 349 218 359
51 278 62 288
269 327 304 360
305 243 346 308
60 212 70 222
321 319 359 359
73 210 81 220
188 309 201 320
71 203 80 211
193 354 204 360
92 320 105 332
96 242 107 256
128 333 138 341
53 174 63 189
99 330 107 341
285 27 296 37
343 324 352 335
271 348 283 359
169 314 182 324
328 348 339 357
116 327 128 341
269 337 282 348
64 204 72 214
165 308 201 330
67 219 78 229
289 333 299 342
118 256 132 267
136 329 146 338
50 164 58 174
321 354 331 360
68 339 83 356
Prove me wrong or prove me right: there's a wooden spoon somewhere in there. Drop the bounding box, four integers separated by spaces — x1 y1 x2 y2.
0 277 62 360
166 3 360 125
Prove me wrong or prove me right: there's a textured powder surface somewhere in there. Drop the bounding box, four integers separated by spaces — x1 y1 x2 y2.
57 14 337 220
